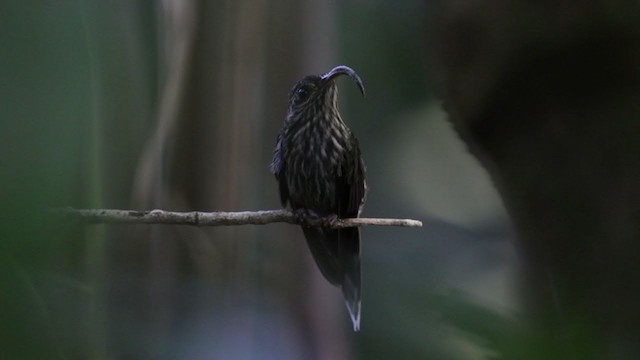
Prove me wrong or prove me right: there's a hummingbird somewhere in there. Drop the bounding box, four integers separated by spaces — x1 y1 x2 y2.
270 65 367 331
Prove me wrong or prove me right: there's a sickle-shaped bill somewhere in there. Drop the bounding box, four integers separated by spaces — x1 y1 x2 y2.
321 65 366 97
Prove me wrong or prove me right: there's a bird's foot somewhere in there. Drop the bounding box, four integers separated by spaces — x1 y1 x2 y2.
321 214 339 228
293 208 317 227
293 209 339 228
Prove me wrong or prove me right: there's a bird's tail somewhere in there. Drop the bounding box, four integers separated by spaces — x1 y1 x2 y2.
341 242 361 331
302 226 361 331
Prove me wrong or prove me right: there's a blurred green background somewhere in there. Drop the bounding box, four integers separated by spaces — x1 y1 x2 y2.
2 1 609 359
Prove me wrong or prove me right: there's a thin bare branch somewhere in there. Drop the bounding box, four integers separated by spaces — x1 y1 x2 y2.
53 208 423 229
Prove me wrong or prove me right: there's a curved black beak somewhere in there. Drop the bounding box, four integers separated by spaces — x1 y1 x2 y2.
321 65 366 97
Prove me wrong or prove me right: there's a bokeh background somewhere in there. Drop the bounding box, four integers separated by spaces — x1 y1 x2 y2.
3 1 639 359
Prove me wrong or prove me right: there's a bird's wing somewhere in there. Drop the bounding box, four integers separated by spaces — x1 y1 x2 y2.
338 137 366 218
270 132 289 207
334 136 365 331
277 173 290 208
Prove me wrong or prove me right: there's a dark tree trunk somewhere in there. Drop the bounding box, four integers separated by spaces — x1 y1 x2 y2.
432 1 640 358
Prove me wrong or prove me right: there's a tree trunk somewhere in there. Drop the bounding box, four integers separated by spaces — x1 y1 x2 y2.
433 1 640 358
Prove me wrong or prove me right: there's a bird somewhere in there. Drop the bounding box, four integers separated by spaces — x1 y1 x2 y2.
270 65 367 331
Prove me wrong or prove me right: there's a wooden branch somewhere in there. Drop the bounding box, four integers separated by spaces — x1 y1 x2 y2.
53 208 423 229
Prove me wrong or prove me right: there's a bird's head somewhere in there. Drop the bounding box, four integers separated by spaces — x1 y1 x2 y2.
286 65 365 122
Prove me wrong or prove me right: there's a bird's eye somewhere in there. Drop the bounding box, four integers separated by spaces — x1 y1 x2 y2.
296 87 309 101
